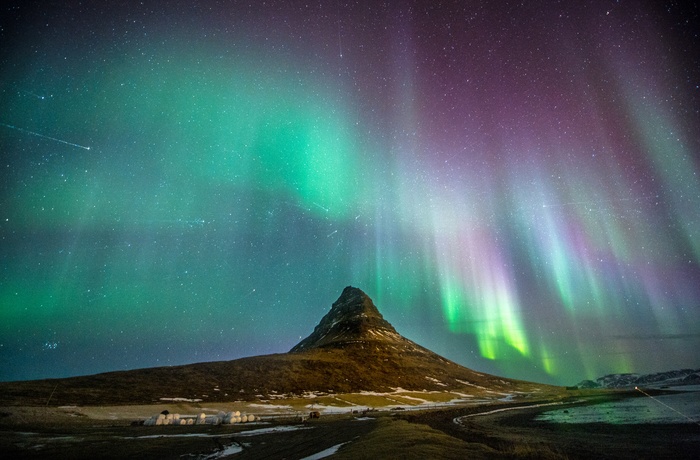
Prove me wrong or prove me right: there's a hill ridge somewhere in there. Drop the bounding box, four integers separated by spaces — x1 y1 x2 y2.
0 287 552 406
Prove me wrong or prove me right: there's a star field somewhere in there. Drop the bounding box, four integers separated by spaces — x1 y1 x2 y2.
1 1 699 385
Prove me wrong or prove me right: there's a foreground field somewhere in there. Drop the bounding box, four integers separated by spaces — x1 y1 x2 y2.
2 390 698 459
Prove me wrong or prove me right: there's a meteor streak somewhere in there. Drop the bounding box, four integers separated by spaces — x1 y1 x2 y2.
313 202 329 213
635 387 700 426
1 122 91 150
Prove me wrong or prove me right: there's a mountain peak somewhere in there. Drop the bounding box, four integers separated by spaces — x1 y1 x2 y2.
331 286 384 318
290 286 404 352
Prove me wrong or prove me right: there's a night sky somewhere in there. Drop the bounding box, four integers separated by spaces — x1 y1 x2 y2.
1 1 699 386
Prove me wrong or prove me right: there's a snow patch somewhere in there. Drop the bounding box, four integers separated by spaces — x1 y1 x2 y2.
424 376 448 387
237 425 314 436
305 404 356 414
455 379 488 390
201 444 243 459
247 403 293 410
299 442 350 460
127 433 215 439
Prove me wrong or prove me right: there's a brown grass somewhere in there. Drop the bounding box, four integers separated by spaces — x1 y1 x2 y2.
333 418 498 460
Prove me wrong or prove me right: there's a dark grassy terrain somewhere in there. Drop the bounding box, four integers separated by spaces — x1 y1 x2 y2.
0 414 377 459
3 394 698 459
403 395 700 460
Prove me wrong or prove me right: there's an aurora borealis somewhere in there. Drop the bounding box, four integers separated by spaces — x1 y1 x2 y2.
1 1 698 386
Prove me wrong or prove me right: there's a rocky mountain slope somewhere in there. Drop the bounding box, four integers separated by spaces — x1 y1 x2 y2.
0 286 551 406
291 286 411 351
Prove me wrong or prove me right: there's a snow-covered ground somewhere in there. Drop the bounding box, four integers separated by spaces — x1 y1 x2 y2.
299 442 349 460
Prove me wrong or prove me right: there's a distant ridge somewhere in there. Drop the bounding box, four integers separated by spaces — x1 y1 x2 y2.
0 286 552 406
576 368 700 389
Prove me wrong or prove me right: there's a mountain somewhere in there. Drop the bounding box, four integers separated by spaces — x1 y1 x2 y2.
575 368 700 389
0 286 550 406
291 286 427 352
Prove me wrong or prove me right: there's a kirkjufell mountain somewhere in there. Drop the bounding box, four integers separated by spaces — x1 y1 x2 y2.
292 286 424 352
0 287 550 406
